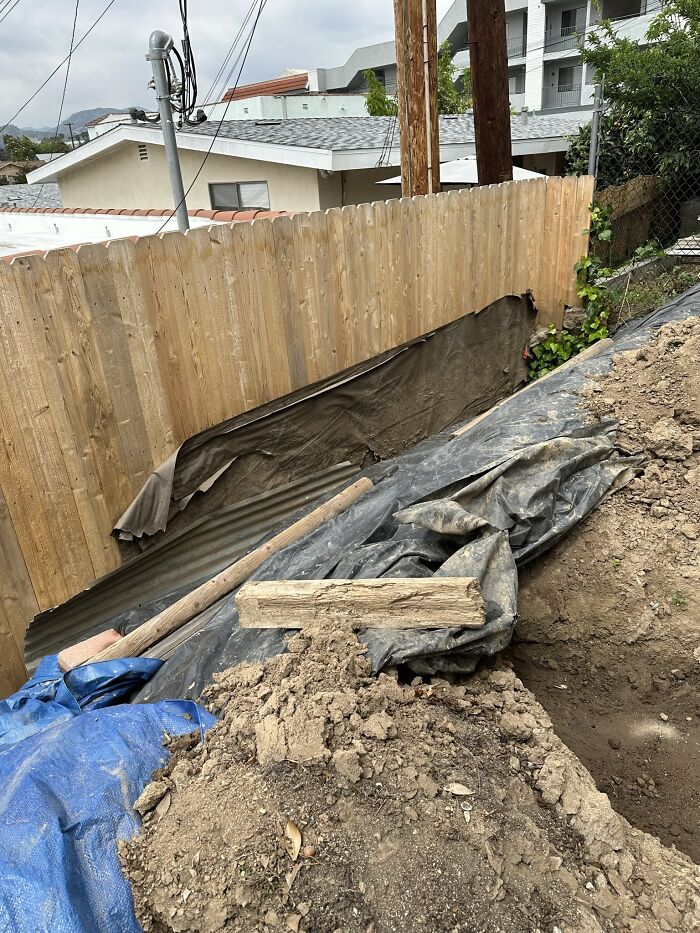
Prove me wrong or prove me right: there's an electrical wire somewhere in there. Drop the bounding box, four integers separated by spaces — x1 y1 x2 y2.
200 0 259 105
156 0 268 234
177 0 200 123
0 0 22 25
29 0 81 209
1 0 119 136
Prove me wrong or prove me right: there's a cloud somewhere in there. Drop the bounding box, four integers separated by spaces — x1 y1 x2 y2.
2 0 455 129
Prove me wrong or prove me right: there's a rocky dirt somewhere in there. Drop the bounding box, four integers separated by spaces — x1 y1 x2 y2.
509 315 700 861
123 616 700 932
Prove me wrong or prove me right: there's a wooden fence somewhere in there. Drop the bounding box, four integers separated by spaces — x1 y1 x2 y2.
0 175 594 694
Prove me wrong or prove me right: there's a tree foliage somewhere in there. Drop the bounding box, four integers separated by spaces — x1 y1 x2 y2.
566 0 700 186
436 42 472 114
2 135 37 162
363 69 397 117
364 42 472 117
36 136 69 154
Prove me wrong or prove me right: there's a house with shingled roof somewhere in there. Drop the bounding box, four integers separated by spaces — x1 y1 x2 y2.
27 112 587 215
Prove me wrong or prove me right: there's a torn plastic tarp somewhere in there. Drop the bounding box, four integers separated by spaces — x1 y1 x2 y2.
114 295 535 547
130 285 700 703
0 658 215 933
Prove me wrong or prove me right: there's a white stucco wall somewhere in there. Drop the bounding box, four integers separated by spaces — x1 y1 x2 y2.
203 94 369 122
57 142 323 212
340 166 405 206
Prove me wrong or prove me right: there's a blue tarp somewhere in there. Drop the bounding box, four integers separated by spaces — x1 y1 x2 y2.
0 656 215 933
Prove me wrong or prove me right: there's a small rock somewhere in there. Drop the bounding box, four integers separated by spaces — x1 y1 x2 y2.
332 749 362 784
608 738 621 750
361 712 394 741
499 711 534 742
660 713 669 722
133 780 169 816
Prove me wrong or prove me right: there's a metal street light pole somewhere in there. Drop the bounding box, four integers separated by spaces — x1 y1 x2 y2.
146 29 190 232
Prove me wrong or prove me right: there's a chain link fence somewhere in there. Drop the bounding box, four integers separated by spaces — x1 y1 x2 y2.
587 96 700 331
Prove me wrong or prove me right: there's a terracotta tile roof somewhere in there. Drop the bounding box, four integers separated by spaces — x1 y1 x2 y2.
0 206 294 262
0 205 290 220
222 72 308 102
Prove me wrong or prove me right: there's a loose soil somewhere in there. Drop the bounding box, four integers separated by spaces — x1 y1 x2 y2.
123 316 700 932
509 315 700 861
124 619 700 932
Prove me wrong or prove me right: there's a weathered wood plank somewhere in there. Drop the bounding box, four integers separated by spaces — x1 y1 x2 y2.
106 237 177 466
0 480 39 643
0 600 26 699
236 577 485 629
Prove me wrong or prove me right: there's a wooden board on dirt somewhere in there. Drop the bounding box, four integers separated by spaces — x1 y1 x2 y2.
236 577 485 630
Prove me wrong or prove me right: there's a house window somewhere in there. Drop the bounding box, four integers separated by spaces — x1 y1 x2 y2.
558 66 576 91
560 8 584 31
509 70 525 94
208 181 270 211
137 144 148 161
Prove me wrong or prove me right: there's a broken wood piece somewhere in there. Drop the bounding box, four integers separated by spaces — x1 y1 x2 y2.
57 629 123 672
236 578 485 630
78 478 375 670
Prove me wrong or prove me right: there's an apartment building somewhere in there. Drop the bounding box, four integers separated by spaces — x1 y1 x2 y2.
307 0 662 114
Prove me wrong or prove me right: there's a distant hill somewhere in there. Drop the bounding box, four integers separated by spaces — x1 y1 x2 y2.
4 107 146 141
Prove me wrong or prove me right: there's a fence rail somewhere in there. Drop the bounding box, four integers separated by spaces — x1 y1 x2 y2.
0 176 594 695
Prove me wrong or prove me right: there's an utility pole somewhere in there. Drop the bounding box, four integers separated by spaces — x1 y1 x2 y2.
588 82 603 181
66 120 76 149
467 0 513 185
146 30 190 232
393 0 440 197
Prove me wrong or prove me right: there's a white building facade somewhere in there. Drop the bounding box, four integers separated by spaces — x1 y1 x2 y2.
308 0 661 114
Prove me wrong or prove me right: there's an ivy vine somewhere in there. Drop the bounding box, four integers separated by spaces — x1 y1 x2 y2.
526 205 613 379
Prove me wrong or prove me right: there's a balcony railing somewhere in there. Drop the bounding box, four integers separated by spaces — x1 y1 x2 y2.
542 83 582 108
544 24 583 52
507 35 527 58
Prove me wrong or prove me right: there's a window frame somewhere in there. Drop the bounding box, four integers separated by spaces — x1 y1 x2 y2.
557 65 576 92
208 180 270 211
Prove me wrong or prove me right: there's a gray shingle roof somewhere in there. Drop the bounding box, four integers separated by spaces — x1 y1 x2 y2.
0 182 62 208
184 113 586 151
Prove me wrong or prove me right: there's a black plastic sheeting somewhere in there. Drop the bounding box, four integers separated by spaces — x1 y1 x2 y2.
114 295 535 552
129 286 700 702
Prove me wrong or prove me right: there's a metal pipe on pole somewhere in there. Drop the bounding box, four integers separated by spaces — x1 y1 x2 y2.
147 30 190 233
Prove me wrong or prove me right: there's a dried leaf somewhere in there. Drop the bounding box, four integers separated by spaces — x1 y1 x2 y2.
463 809 471 824
284 820 302 861
444 782 474 796
287 913 301 932
285 862 302 891
155 790 172 820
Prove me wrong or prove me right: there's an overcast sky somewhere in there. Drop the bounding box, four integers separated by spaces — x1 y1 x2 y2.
2 0 455 129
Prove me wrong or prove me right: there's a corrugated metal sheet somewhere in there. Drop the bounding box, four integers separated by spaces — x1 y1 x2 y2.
24 463 358 669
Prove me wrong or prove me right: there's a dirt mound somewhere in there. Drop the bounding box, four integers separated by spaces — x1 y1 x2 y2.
123 614 700 932
511 315 700 859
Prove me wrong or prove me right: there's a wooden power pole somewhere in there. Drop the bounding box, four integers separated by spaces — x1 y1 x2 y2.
393 0 440 197
467 0 513 185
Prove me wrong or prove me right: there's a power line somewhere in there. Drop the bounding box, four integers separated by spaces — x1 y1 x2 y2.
29 0 81 209
156 0 268 234
201 0 259 105
0 0 118 136
0 0 22 26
